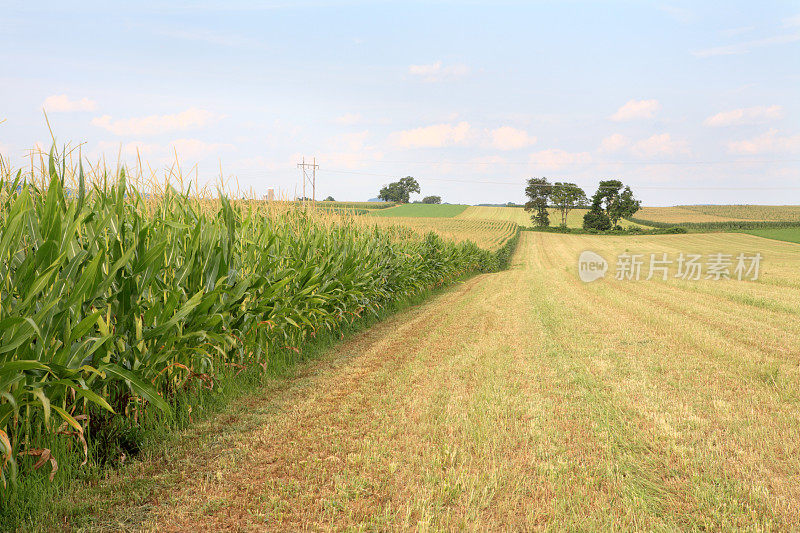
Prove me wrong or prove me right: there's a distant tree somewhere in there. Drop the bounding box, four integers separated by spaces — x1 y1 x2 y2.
583 180 640 229
422 195 442 204
378 176 420 203
549 182 588 227
524 177 551 227
323 195 335 201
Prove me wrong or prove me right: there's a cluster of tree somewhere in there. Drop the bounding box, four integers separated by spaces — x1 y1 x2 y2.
523 178 640 230
378 176 421 203
524 179 589 227
583 180 641 230
378 177 443 204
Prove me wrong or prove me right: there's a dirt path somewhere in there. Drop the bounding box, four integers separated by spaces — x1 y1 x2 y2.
74 232 800 531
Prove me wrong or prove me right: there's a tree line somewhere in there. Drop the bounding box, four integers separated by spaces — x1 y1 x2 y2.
524 178 641 230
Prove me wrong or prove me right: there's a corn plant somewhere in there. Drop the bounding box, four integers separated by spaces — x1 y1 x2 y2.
0 152 500 487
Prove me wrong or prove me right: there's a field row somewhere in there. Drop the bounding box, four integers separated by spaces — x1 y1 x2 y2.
366 204 800 229
366 216 519 251
680 205 800 222
634 206 740 224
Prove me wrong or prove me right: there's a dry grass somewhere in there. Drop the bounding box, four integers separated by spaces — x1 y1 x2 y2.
54 231 800 531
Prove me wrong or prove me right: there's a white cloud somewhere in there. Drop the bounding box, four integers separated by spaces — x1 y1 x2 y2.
93 140 161 160
692 33 800 58
728 129 800 154
470 155 507 165
335 113 363 125
42 94 97 112
231 155 282 173
153 27 261 48
610 99 660 121
529 149 591 170
317 130 384 169
170 138 236 160
91 108 218 136
704 105 783 127
785 15 800 27
720 26 754 38
489 126 537 151
391 122 471 148
92 138 235 162
338 131 371 152
408 61 470 82
598 133 629 153
632 133 689 157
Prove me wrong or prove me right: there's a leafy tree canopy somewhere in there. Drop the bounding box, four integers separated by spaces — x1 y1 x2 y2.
550 182 588 227
422 195 442 204
584 180 641 229
582 206 612 231
378 176 420 203
524 177 551 227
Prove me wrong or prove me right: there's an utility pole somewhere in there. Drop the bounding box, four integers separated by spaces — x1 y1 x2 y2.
297 156 318 203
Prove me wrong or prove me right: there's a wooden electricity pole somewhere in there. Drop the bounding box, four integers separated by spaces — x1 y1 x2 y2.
297 157 318 202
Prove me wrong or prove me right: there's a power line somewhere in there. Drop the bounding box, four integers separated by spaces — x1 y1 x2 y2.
319 158 800 166
316 168 800 190
296 156 318 202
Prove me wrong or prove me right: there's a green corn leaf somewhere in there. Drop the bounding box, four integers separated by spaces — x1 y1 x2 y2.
100 364 170 414
0 360 50 376
51 405 82 433
30 388 50 428
73 388 114 414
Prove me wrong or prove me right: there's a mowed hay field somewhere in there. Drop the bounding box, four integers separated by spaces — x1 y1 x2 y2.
75 231 800 530
458 206 650 229
367 216 518 251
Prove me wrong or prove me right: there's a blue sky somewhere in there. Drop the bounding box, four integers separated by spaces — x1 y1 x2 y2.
1 0 798 205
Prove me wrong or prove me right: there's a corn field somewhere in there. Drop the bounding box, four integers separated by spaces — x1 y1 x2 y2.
0 154 501 488
368 217 519 251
